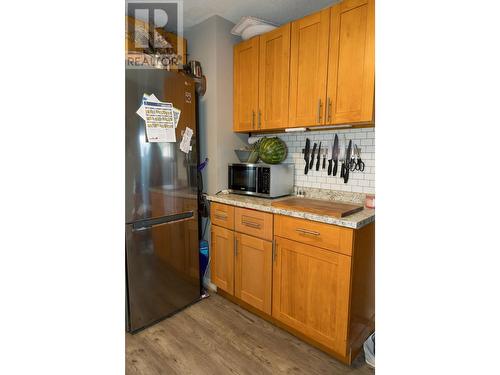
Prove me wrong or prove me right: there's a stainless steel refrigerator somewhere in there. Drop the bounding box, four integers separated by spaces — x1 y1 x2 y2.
126 69 201 333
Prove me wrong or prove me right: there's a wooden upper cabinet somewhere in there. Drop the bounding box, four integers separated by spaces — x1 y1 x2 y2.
233 37 260 132
327 0 375 125
272 236 352 356
288 8 330 127
258 23 291 130
234 233 272 314
232 0 375 131
210 225 235 295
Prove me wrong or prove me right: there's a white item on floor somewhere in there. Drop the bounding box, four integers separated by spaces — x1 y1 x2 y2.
231 16 278 40
363 332 375 368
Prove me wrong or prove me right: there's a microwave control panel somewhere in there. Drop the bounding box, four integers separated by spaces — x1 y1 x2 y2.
258 167 270 194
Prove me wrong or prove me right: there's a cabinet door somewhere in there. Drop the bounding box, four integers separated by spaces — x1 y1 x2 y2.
326 0 375 124
233 37 260 132
288 8 330 127
234 233 272 314
211 225 235 294
258 23 291 130
272 237 352 356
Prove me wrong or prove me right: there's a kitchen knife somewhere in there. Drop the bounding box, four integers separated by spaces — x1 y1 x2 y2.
322 148 327 169
340 138 346 178
309 143 317 170
332 134 339 176
304 138 310 175
315 142 321 171
327 141 334 175
344 140 352 183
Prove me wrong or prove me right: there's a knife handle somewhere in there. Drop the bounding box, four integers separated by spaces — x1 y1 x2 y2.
309 144 317 169
328 160 333 175
333 160 338 176
340 162 345 178
344 168 349 183
322 157 326 169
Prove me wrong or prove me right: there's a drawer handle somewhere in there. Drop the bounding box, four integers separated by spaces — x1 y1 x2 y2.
242 220 261 229
295 228 320 236
214 213 227 220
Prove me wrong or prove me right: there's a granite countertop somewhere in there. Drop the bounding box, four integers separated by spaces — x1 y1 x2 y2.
207 192 375 229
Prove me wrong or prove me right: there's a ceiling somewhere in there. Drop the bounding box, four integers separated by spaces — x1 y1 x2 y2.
182 0 338 30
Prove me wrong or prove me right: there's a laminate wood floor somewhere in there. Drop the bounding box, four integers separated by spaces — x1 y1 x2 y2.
126 293 375 375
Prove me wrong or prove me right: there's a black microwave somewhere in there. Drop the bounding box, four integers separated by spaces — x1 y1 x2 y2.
228 163 294 198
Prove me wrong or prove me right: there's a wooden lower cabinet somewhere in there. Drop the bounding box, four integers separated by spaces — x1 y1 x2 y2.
234 207 273 241
234 233 272 314
210 225 235 294
210 203 374 365
272 236 352 357
210 202 235 230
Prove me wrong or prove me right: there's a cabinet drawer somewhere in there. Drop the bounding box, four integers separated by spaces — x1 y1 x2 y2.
211 203 234 230
274 215 353 256
235 207 273 241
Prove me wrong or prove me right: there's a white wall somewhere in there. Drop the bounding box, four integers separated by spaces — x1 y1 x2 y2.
185 15 246 288
185 15 246 196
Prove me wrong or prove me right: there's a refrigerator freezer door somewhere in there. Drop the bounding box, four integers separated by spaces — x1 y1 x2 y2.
125 213 200 332
125 69 198 224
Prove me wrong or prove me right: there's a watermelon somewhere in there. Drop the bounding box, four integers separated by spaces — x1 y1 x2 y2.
258 137 287 164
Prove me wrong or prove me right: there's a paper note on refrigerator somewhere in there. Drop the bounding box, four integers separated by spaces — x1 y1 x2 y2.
136 93 177 142
135 93 149 120
143 100 176 142
179 126 193 153
172 107 181 128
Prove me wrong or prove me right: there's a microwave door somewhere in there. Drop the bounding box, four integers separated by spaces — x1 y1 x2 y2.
229 165 257 193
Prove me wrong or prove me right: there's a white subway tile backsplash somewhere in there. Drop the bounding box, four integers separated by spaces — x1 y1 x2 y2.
364 159 375 167
261 127 375 194
358 179 370 187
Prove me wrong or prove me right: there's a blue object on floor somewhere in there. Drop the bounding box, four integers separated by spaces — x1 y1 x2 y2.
199 240 209 281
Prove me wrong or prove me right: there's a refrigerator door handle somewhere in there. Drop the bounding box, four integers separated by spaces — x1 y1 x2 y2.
131 211 194 232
